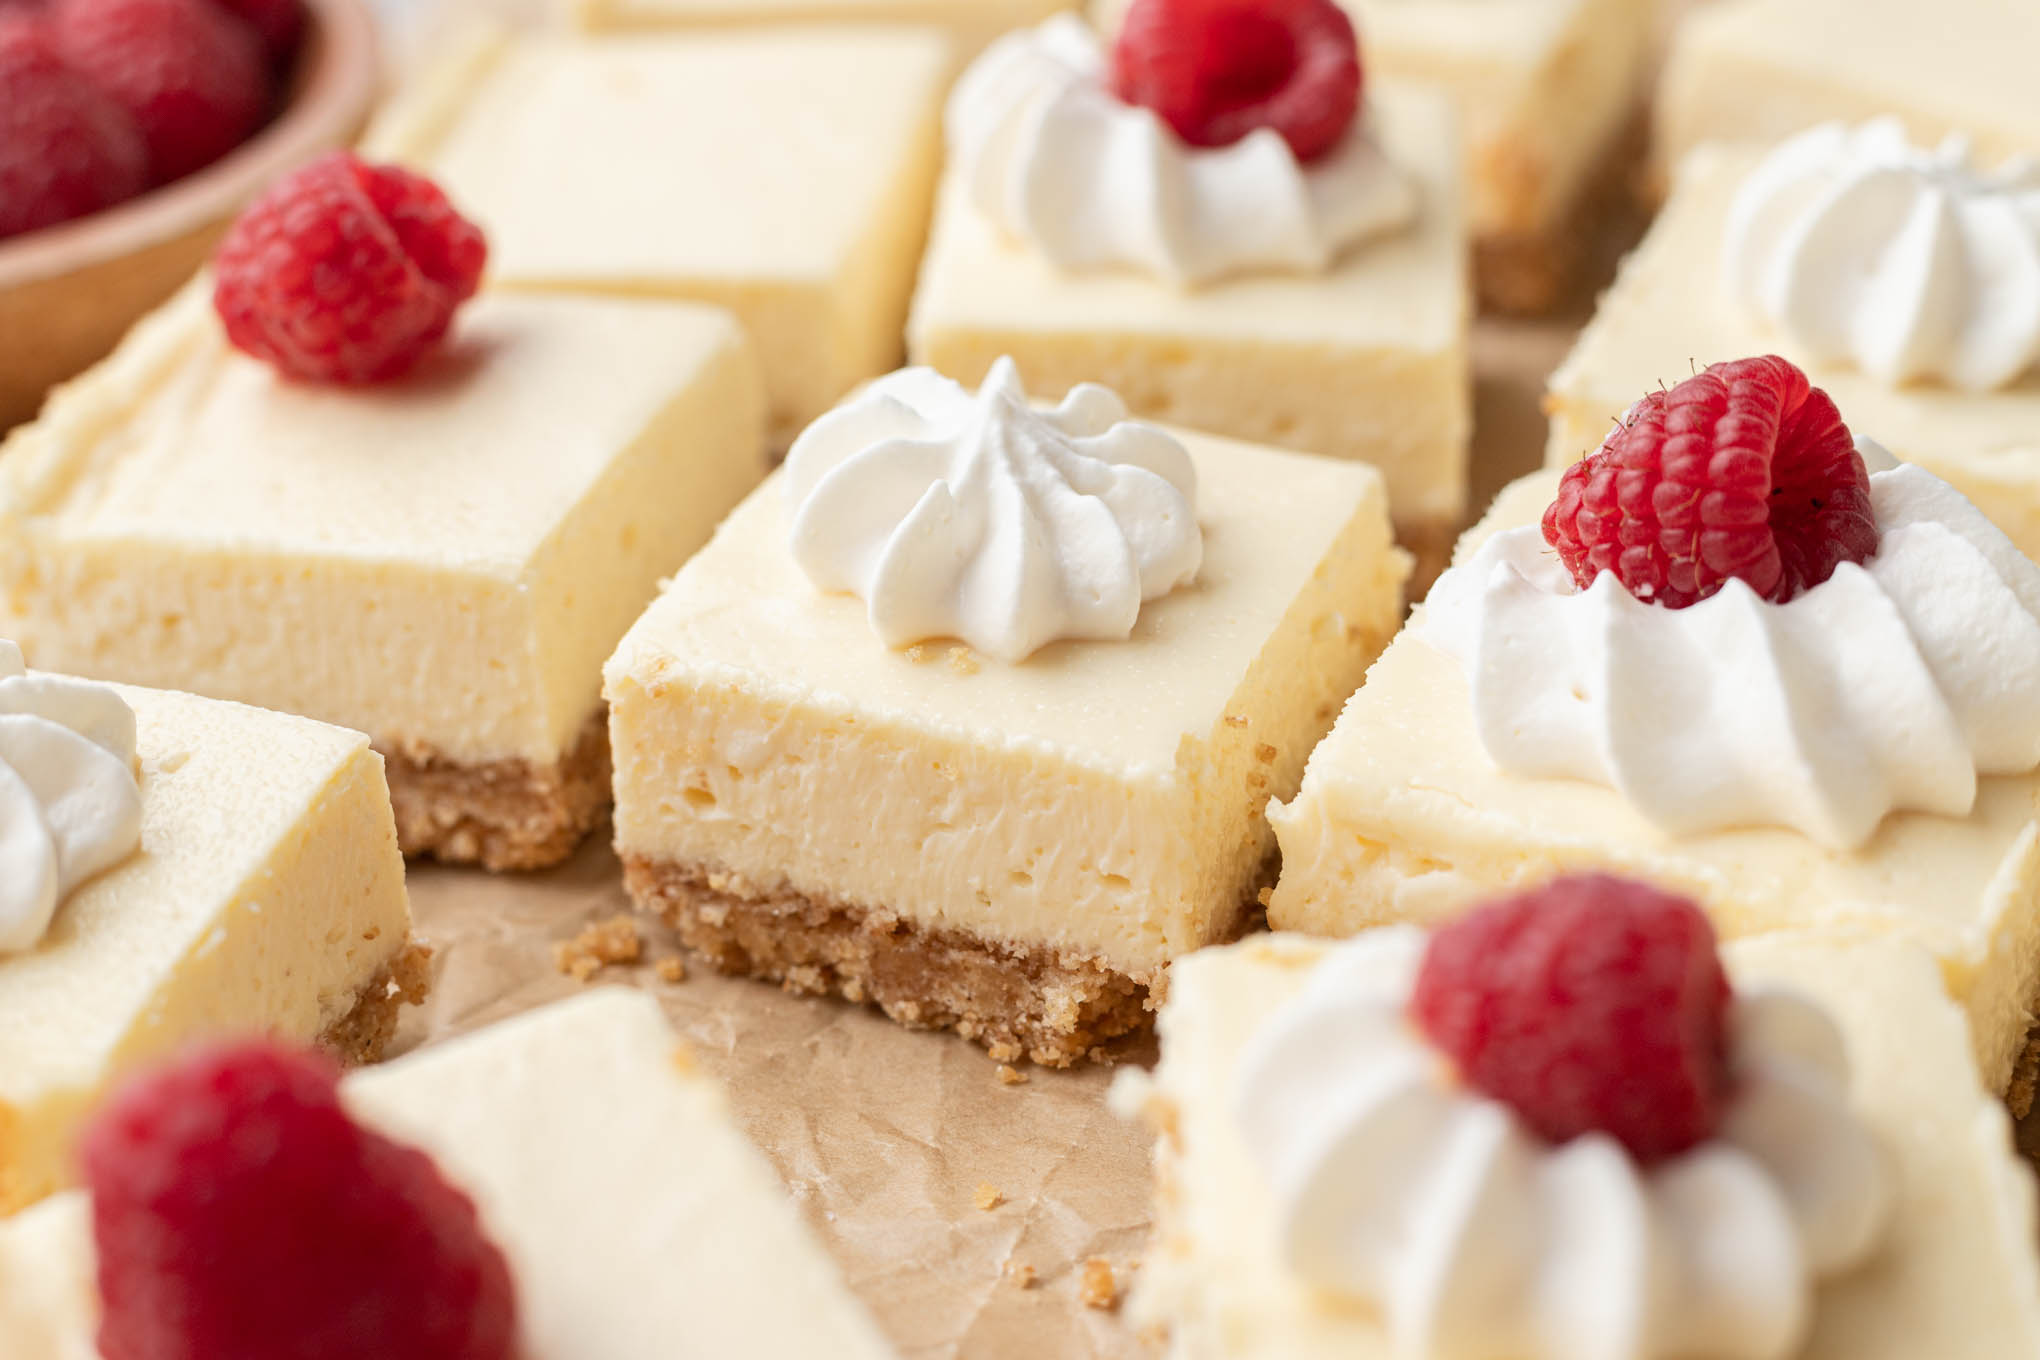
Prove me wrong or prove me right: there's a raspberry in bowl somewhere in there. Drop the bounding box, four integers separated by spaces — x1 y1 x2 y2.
0 0 376 429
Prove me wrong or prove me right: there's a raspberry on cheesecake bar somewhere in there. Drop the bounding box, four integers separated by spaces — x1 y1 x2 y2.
1267 356 2040 1095
0 156 767 871
604 362 1408 1064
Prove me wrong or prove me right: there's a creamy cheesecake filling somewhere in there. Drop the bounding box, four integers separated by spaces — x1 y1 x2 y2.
0 687 415 1213
610 437 1406 988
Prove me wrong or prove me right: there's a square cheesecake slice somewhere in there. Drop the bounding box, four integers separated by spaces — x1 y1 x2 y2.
0 989 897 1359
372 25 951 447
908 81 1471 569
0 285 765 871
571 0 1066 60
606 412 1409 1065
1265 470 2040 1094
1121 930 2040 1358
1544 143 2040 562
1090 0 1655 313
1655 0 2040 183
0 681 420 1214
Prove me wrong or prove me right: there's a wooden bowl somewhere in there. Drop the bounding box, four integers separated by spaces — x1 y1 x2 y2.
0 0 381 430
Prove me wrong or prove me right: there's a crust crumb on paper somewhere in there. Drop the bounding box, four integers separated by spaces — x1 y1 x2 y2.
947 645 981 676
974 1182 1005 1212
1080 1257 1122 1311
1005 1261 1038 1289
656 956 688 984
555 914 642 982
995 1064 1028 1086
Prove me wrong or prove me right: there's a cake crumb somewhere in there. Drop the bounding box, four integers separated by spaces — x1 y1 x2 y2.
947 646 980 676
974 1183 1005 1212
656 956 687 984
1080 1257 1120 1310
1006 1262 1038 1289
1254 742 1277 763
1257 885 1275 908
670 1043 698 1075
995 1064 1028 1087
905 644 930 663
1223 713 1248 728
554 914 642 982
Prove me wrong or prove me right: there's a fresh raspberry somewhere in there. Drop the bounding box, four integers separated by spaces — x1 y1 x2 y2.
1113 0 1361 163
50 0 267 183
212 151 487 383
1409 874 1734 1164
1544 355 1878 608
82 1040 519 1360
0 14 147 238
208 0 298 64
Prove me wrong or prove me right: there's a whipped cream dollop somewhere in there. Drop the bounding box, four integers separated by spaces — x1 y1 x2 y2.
1723 118 2040 391
0 641 143 953
948 15 1419 288
1236 927 1894 1360
783 359 1201 662
1421 456 2040 848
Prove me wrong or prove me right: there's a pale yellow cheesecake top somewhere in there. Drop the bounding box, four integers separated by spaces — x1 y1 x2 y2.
0 287 765 765
1658 0 2040 170
0 989 897 1360
1126 930 2040 1359
0 683 411 1211
606 427 1407 974
1544 145 2040 558
1267 470 2040 1091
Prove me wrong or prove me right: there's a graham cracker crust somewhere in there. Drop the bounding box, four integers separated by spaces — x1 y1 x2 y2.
622 855 1209 1067
1475 107 1652 317
382 711 611 873
317 939 434 1065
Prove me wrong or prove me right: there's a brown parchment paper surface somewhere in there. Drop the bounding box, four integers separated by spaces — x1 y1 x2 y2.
385 315 1583 1360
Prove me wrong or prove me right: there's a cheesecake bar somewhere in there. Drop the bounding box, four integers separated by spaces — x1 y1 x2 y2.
0 680 420 1214
1091 0 1655 312
572 0 1065 60
908 76 1470 570
605 373 1409 1065
1655 0 2040 182
372 25 950 447
0 989 897 1359
0 285 765 870
1122 930 2040 1358
1266 468 2040 1093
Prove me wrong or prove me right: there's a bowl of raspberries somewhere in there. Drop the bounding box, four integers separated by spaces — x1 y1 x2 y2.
0 0 377 427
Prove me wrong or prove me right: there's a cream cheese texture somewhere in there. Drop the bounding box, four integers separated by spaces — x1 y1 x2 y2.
1724 119 2040 392
947 15 1418 287
0 642 141 955
782 359 1201 662
1234 927 1894 1360
1421 458 2040 848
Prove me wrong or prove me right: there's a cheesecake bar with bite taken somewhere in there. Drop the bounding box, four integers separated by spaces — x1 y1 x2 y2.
371 24 950 447
0 646 420 1214
1269 356 2040 1094
0 154 766 871
1090 0 1656 313
1656 0 2040 184
1547 122 2040 563
605 360 1408 1064
909 3 1470 569
0 989 897 1359
1120 876 2040 1357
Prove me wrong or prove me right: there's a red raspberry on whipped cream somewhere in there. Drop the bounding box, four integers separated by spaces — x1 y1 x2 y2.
1409 874 1735 1163
1112 0 1361 163
1543 355 1880 608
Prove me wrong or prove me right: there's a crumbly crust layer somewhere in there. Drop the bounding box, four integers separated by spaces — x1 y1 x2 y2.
318 938 435 1066
1474 107 1650 316
621 855 1260 1066
382 712 611 873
